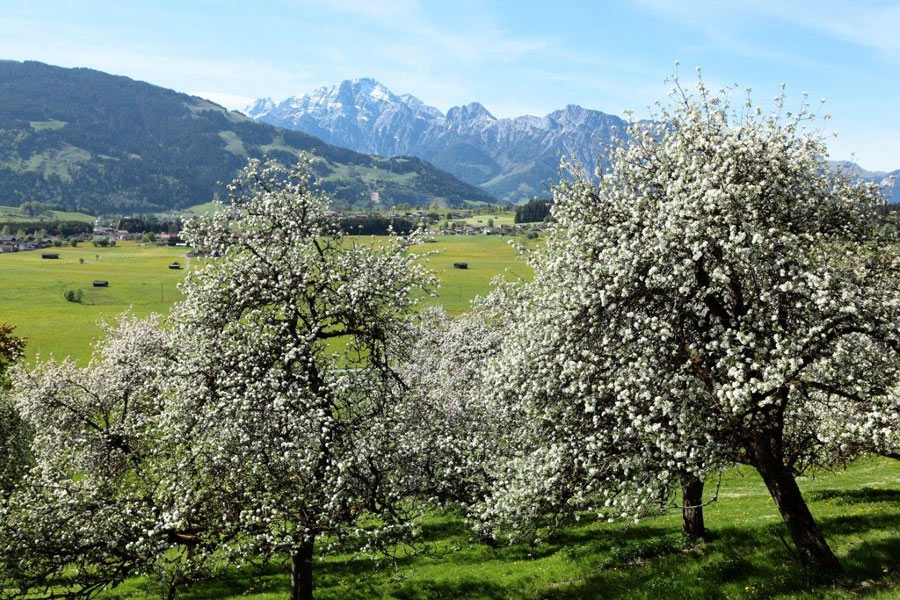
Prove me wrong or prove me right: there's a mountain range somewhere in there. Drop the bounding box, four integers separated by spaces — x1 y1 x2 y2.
0 61 495 214
246 78 900 204
0 62 895 214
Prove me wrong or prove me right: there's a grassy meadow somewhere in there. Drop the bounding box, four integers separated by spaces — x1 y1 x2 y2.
96 458 900 600
0 234 534 363
416 234 534 314
0 204 95 224
0 242 191 363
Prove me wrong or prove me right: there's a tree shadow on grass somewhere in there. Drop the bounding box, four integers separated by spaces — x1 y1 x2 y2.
539 525 798 600
806 487 900 506
816 510 900 537
539 514 900 600
168 506 900 599
390 579 512 600
818 511 900 589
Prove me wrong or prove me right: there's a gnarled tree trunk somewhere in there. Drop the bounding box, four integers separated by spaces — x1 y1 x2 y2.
751 426 842 575
679 472 706 539
290 537 315 600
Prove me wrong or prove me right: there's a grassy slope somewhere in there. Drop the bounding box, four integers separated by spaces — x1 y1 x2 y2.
0 205 95 224
99 458 900 599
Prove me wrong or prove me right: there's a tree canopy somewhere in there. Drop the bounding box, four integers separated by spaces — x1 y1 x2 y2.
476 79 900 572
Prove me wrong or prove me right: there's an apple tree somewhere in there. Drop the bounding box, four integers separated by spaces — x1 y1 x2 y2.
480 79 900 572
0 313 217 599
0 323 28 497
167 157 436 600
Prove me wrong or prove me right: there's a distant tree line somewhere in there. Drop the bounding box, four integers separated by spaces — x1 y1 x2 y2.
514 199 552 223
117 216 183 234
337 215 417 235
0 220 92 237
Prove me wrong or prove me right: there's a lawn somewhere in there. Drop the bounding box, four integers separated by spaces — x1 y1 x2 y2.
97 457 900 599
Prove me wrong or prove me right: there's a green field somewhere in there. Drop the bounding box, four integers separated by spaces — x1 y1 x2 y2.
0 243 191 362
0 205 95 224
453 211 518 228
0 236 535 363
95 457 900 599
416 234 533 314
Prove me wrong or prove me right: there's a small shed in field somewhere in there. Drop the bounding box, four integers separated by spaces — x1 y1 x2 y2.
453 262 468 269
92 280 109 287
42 253 60 259
169 261 182 269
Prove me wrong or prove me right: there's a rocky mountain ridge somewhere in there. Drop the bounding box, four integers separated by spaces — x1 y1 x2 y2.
247 79 900 204
246 79 629 203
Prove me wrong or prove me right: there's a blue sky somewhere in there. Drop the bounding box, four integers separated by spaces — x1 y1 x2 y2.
2 0 899 171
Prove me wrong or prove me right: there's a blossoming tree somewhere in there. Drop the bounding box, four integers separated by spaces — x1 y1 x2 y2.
482 80 900 572
1 159 436 600
0 323 28 497
398 306 509 510
0 313 209 599
167 158 435 600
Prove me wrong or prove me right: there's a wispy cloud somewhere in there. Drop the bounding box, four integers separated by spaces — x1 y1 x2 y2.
635 0 900 62
751 1 900 60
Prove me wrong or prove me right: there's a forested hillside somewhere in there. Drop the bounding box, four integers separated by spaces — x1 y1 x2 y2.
0 61 495 213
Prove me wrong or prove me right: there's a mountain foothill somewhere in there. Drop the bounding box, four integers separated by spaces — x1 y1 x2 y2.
0 61 495 214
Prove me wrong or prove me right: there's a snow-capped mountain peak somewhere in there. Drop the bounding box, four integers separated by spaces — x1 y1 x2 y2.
245 79 623 202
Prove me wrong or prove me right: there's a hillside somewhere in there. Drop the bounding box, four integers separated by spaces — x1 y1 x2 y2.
0 61 495 213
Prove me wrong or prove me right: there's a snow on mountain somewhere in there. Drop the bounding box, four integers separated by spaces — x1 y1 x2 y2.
245 80 897 204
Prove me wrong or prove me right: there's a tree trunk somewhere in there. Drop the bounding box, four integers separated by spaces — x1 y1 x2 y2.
679 472 706 539
290 537 315 600
751 428 843 575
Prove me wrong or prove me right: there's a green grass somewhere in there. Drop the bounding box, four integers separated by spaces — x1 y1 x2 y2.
0 242 190 363
0 235 535 363
95 457 900 599
48 209 96 223
0 205 94 224
177 201 222 217
416 234 535 314
453 211 517 227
